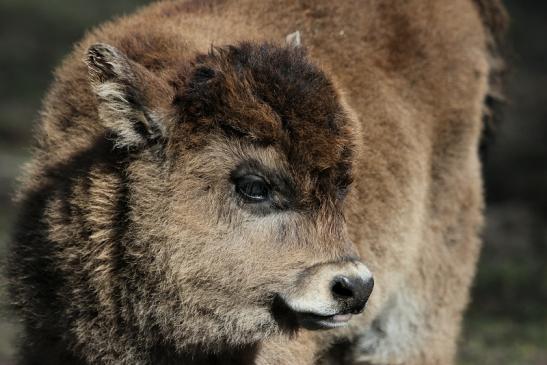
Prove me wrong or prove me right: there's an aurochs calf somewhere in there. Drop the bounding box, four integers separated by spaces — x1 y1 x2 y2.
7 0 507 364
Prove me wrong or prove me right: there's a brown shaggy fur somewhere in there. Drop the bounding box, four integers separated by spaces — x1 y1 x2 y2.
7 0 507 364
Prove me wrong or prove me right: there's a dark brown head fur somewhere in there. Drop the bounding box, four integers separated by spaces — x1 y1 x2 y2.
172 43 355 208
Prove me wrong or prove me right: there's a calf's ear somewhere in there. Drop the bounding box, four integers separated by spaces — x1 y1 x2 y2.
285 31 301 48
85 43 165 149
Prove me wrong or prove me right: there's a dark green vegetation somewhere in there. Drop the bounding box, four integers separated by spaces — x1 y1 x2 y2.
0 1 545 364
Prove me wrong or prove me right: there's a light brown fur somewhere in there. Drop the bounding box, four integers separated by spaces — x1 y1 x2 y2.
8 0 506 364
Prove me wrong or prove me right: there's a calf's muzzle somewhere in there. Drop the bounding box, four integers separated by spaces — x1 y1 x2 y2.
278 260 374 329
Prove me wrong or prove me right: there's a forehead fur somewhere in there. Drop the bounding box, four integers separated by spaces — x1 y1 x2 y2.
172 42 355 197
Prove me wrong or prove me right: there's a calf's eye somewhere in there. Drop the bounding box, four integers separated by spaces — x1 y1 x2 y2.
234 175 270 203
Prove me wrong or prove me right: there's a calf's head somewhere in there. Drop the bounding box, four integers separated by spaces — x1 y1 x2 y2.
85 42 373 350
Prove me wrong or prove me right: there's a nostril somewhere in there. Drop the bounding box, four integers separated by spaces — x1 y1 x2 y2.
331 276 355 299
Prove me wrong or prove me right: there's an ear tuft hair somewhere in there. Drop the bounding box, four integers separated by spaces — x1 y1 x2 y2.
86 43 134 83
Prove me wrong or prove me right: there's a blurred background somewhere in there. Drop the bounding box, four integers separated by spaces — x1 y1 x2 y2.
0 1 545 364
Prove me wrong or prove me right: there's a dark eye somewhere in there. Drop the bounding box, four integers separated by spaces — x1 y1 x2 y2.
234 175 270 203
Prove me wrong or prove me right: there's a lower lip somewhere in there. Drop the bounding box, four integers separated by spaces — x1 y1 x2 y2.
317 313 353 328
299 313 354 329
